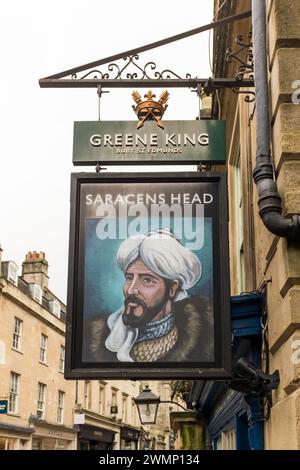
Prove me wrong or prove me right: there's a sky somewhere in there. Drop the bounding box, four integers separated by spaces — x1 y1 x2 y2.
0 0 213 302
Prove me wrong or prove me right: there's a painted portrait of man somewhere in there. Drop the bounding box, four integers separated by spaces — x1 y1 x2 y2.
85 229 214 363
66 174 232 378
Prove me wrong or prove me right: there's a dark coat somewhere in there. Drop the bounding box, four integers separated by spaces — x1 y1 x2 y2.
83 296 214 363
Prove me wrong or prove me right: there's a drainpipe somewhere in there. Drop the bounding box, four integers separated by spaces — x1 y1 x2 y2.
251 0 300 241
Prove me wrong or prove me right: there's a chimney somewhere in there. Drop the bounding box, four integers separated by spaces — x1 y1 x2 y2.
22 251 49 290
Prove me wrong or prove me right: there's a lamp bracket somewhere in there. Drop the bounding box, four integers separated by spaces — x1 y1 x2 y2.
227 357 280 398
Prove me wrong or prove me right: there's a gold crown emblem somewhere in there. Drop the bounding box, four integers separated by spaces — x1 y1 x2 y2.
132 90 169 129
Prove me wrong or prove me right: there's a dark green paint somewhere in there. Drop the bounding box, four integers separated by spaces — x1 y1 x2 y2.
73 120 226 165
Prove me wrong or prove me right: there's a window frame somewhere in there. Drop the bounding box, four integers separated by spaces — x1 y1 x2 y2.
37 382 46 419
59 345 65 373
39 334 48 364
9 372 20 414
12 317 23 351
98 383 106 415
57 390 65 424
233 148 246 293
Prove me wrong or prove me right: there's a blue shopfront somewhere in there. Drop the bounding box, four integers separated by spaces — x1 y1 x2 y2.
188 292 277 450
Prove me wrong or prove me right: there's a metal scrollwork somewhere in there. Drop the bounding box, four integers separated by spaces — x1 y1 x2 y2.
70 54 192 81
232 88 256 103
226 32 255 103
72 70 110 80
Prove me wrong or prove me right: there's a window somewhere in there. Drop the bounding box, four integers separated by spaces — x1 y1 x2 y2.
131 399 137 426
84 381 91 409
7 262 18 285
122 394 128 423
0 437 18 450
59 346 65 372
111 389 117 407
39 334 47 363
37 383 46 419
12 318 23 351
29 283 43 304
57 391 65 424
49 300 61 318
234 150 245 293
9 372 20 413
217 429 236 450
98 383 106 415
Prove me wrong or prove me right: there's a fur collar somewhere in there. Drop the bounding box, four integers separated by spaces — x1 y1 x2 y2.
165 297 214 362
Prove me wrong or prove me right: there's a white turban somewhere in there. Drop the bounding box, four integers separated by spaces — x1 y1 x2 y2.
117 229 202 301
105 229 202 361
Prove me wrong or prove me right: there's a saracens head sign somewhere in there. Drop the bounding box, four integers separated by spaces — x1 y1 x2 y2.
73 120 226 165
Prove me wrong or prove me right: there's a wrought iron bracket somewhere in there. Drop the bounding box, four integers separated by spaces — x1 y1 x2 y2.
39 10 254 95
39 77 254 91
226 32 255 103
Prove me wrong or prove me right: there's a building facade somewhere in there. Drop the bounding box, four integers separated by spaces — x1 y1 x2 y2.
190 0 300 450
74 379 142 450
0 249 77 450
0 247 170 450
74 380 182 451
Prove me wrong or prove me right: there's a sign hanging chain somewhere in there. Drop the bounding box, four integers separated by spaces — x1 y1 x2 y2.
191 84 203 120
95 85 108 172
97 85 109 121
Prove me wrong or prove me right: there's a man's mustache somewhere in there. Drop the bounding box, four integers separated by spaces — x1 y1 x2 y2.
124 295 147 310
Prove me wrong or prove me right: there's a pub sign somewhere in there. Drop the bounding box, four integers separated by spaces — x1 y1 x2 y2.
65 172 231 379
73 120 226 165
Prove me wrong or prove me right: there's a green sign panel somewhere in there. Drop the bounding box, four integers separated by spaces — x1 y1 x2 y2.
73 120 226 165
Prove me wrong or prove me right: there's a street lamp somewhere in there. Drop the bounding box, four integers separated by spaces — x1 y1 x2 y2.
134 385 186 425
134 386 160 424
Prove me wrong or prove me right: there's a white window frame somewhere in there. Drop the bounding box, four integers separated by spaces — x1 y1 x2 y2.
59 345 65 372
49 300 61 318
9 372 20 413
57 391 65 424
12 318 23 351
98 383 106 415
7 262 18 285
84 381 91 409
39 334 48 364
37 383 46 419
29 283 43 304
234 149 245 293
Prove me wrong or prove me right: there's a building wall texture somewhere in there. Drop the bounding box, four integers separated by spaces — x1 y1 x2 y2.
0 251 77 450
263 0 300 449
213 0 300 450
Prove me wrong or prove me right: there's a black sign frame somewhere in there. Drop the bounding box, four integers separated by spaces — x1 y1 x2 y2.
65 172 231 380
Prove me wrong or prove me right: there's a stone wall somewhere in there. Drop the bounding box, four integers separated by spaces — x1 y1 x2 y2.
261 0 300 449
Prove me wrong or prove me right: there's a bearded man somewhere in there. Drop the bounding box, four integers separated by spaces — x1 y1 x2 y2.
86 229 214 363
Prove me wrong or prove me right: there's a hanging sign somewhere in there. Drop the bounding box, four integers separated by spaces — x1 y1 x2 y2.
0 400 8 414
73 120 226 165
65 172 231 379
